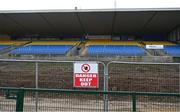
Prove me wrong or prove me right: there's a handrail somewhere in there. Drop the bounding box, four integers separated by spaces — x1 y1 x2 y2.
0 87 179 96
1 87 179 112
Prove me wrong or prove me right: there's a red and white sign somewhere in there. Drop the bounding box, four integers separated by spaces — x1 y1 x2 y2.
73 62 98 88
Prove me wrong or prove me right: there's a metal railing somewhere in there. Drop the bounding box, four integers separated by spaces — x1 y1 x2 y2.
107 61 180 93
0 59 180 111
0 59 105 90
0 87 180 112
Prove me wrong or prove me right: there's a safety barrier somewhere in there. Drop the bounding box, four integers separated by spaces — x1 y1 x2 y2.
107 61 180 93
0 59 105 90
0 87 179 112
0 59 180 112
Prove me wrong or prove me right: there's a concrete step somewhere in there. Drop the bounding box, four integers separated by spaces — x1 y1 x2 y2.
146 49 168 56
0 41 32 55
66 42 83 56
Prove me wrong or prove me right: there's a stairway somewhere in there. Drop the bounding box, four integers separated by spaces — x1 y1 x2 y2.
0 41 32 55
146 49 168 56
66 42 84 56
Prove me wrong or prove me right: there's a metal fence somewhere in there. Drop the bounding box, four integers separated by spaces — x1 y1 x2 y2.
0 59 105 90
0 87 179 112
107 61 180 93
106 61 180 112
0 59 180 112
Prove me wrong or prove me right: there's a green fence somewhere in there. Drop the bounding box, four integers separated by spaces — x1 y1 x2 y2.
0 87 179 112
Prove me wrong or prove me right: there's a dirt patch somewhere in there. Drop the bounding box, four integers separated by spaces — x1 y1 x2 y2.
0 96 179 112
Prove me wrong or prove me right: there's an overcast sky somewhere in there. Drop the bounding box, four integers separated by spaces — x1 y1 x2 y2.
0 0 179 10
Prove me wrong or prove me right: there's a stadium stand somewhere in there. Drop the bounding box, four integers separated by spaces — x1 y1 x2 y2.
0 41 29 45
85 40 145 56
0 35 11 41
0 41 29 53
87 45 145 56
140 41 180 56
0 45 10 50
164 45 180 57
1 40 178 57
86 39 140 46
10 41 80 55
142 41 175 45
10 45 73 55
141 41 176 56
29 41 79 45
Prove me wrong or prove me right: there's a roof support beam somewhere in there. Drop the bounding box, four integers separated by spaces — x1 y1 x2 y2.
140 12 157 33
76 12 86 35
2 13 33 34
3 14 33 33
38 13 58 34
111 11 116 36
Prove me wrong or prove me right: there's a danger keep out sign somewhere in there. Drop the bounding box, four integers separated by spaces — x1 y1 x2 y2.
73 62 98 88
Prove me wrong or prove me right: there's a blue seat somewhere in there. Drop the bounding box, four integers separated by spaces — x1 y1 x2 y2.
0 45 9 50
87 45 145 56
164 45 180 57
10 45 73 55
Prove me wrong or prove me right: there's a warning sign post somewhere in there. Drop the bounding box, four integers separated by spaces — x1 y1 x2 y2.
73 62 99 88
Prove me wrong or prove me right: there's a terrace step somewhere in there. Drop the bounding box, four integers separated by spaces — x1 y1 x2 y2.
0 41 31 55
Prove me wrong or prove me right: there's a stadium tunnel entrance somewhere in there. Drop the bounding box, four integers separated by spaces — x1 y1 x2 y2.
0 9 180 62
